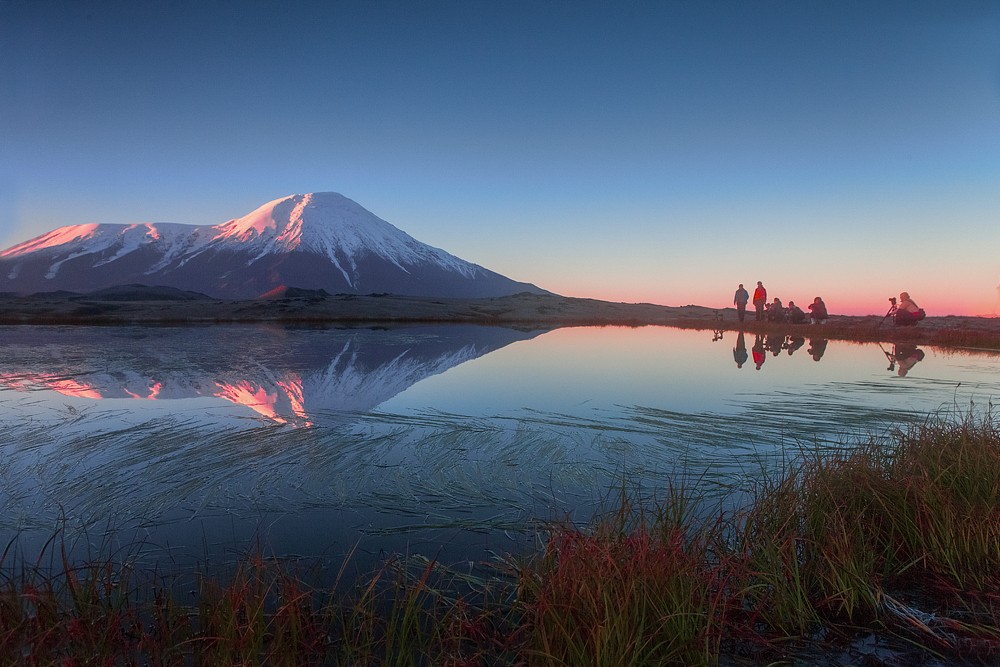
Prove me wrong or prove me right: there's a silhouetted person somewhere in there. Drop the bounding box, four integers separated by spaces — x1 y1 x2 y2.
787 301 806 324
767 298 785 323
752 334 766 370
894 292 925 326
784 335 805 355
808 338 828 362
808 297 827 324
733 330 748 368
733 284 749 322
753 281 767 321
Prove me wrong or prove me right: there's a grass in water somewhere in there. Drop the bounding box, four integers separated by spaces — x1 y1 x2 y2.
2 414 1000 665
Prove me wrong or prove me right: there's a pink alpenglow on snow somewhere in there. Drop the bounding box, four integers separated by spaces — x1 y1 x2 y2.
0 192 547 300
0 224 102 259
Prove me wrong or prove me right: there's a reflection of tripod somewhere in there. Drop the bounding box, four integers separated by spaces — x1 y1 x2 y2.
879 342 896 371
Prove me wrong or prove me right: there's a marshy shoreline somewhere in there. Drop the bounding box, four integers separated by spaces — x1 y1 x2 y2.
2 289 998 350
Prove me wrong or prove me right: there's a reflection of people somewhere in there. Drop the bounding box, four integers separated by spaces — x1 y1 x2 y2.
787 301 806 324
808 297 828 324
766 333 783 356
734 284 749 322
894 292 925 327
753 281 767 321
808 338 828 362
890 344 925 377
784 335 805 355
752 334 765 370
733 331 748 368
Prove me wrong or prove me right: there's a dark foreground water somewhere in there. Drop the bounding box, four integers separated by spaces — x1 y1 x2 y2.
0 324 997 581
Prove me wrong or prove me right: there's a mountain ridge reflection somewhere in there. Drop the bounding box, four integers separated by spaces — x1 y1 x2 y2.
0 325 548 426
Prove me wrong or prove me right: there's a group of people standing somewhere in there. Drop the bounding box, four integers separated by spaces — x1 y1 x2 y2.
732 282 827 325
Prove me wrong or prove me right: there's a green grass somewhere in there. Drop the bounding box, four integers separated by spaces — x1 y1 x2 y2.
3 414 1000 664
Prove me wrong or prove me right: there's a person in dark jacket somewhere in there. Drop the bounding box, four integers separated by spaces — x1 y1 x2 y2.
767 297 785 322
787 301 806 324
733 284 750 322
808 297 828 324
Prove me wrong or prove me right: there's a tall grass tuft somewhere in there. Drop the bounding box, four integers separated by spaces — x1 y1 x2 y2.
517 485 730 666
733 412 1000 658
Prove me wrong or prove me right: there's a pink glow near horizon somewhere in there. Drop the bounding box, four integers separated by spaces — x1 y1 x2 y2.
565 283 998 318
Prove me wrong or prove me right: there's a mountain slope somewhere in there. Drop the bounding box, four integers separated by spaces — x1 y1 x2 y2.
0 193 547 299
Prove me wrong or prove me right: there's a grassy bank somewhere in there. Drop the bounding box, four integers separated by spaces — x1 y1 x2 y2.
3 415 1000 665
2 292 998 351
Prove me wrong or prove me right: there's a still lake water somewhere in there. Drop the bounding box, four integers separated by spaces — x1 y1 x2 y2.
0 323 997 575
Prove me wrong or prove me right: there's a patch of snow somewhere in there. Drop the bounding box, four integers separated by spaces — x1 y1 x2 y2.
0 224 101 258
93 224 161 266
210 192 482 281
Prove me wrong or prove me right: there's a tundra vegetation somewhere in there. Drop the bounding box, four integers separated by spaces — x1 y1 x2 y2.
2 413 999 665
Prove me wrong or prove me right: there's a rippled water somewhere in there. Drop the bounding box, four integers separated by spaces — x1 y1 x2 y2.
0 324 997 573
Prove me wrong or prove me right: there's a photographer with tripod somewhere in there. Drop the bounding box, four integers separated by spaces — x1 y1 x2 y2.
884 291 925 327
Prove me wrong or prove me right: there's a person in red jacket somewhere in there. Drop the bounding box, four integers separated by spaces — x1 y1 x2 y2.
752 334 766 370
752 281 767 321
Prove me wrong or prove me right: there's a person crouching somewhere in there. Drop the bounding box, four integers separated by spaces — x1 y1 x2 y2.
894 292 925 326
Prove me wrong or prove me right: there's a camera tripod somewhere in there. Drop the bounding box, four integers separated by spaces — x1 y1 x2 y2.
879 300 898 328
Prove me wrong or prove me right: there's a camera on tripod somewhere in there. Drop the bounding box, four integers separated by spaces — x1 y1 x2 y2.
888 297 897 306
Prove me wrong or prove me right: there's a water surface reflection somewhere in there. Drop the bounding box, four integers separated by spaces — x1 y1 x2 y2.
0 324 995 573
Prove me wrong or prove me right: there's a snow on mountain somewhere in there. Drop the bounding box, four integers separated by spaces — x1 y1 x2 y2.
0 192 546 299
207 192 480 285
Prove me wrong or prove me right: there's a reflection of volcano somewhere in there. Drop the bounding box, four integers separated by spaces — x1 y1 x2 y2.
0 325 546 425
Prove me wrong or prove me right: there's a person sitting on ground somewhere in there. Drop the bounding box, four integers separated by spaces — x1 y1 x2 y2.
894 292 925 327
767 297 785 322
808 297 827 324
787 300 806 324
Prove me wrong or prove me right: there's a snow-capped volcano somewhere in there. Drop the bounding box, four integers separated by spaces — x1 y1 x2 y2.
0 192 546 299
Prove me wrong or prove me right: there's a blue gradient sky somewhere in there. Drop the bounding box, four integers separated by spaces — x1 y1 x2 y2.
2 0 998 315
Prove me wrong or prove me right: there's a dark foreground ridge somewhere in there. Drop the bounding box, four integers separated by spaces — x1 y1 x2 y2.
1 286 998 349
